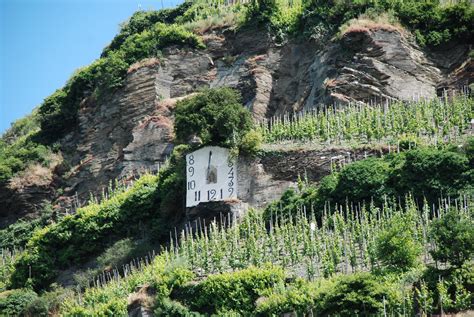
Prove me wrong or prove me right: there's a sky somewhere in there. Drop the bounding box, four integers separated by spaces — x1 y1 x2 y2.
0 0 182 135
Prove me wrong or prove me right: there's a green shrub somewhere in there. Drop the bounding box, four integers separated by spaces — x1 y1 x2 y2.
257 273 403 315
154 298 203 317
245 0 280 25
21 286 73 317
263 186 318 222
0 289 38 316
396 0 473 47
375 213 422 272
153 144 189 233
388 148 470 204
429 209 474 267
239 130 263 156
421 263 474 314
0 256 15 293
10 174 161 291
97 238 154 270
264 158 391 221
1 112 40 145
314 272 400 316
63 297 128 316
255 278 316 315
265 147 472 220
38 88 76 139
0 132 53 183
181 266 286 314
464 136 474 167
331 158 390 206
300 0 474 46
102 2 193 56
174 87 253 149
0 203 53 250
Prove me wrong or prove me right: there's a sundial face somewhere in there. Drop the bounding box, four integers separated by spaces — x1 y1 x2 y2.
186 146 237 207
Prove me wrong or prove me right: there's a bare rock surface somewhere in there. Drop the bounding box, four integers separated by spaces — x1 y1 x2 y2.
0 183 52 228
3 26 471 223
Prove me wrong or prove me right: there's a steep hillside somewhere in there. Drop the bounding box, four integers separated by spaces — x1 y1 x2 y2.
1 0 473 315
1 0 473 228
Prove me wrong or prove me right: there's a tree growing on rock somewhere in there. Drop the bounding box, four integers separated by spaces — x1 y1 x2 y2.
174 87 257 153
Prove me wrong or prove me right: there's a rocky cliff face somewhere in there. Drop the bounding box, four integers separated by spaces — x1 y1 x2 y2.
1 26 471 227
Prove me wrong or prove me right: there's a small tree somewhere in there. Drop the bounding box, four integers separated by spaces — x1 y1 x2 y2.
314 272 399 316
174 88 253 150
429 210 474 267
332 158 390 205
375 213 422 272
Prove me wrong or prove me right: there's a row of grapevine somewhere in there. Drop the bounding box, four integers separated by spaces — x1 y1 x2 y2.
63 194 472 316
169 195 472 280
0 248 20 292
256 96 473 145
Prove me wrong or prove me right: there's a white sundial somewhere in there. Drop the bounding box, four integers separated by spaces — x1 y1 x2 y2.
186 146 237 207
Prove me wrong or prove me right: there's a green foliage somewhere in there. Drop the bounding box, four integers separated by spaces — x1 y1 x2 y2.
245 0 280 25
21 286 73 317
181 265 285 314
0 131 53 183
375 213 422 272
258 97 474 145
299 0 474 46
0 251 17 293
388 148 470 204
1 112 40 145
175 0 247 27
102 2 193 56
265 146 473 220
0 289 38 316
429 209 474 267
264 185 317 222
61 256 194 316
154 298 203 317
96 238 153 270
243 0 303 43
257 273 403 315
154 144 190 232
421 263 474 314
464 136 474 167
332 158 390 205
313 272 400 316
38 88 78 139
396 0 473 47
0 206 54 249
174 88 254 149
63 296 128 317
10 174 161 291
255 278 316 315
239 130 263 155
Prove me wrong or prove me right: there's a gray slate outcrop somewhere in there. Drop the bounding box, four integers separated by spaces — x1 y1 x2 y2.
1 26 471 228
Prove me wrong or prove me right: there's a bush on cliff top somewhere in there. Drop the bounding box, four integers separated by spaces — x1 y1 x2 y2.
300 0 474 46
38 22 203 141
174 87 254 151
